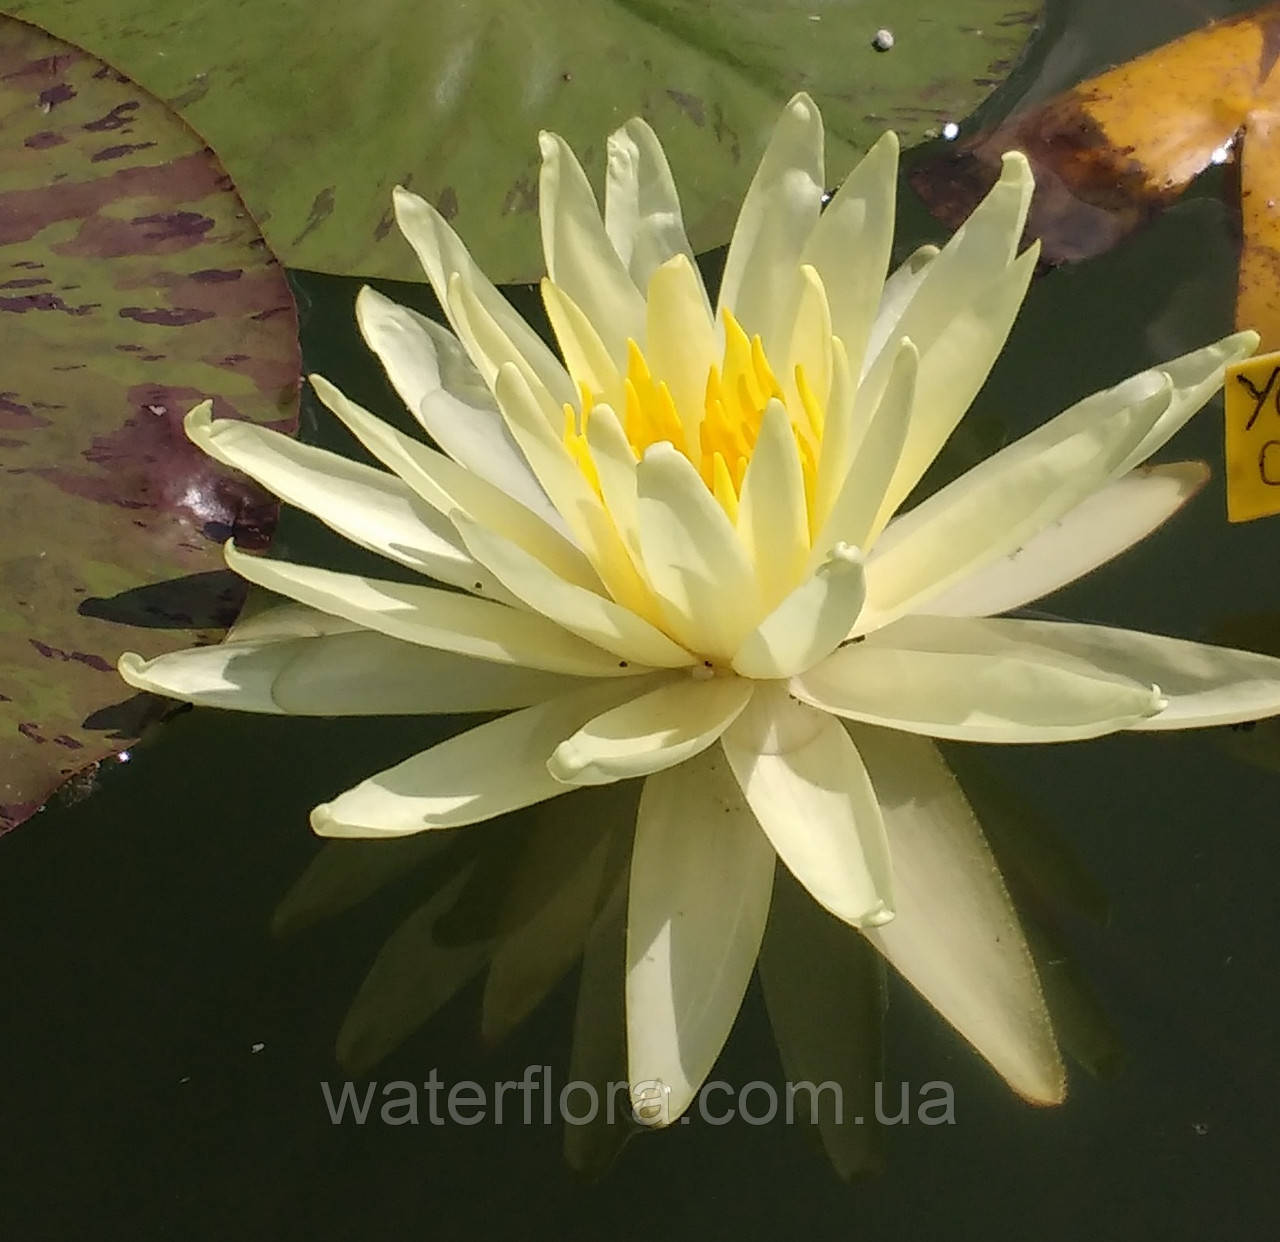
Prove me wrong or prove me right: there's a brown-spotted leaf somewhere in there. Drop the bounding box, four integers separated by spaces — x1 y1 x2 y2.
0 16 299 832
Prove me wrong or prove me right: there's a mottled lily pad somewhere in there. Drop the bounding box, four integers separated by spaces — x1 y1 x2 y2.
0 16 299 832
7 0 1043 281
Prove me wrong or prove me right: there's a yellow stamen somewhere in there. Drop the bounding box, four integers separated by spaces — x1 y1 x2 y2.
562 403 601 494
558 306 829 531
711 452 739 523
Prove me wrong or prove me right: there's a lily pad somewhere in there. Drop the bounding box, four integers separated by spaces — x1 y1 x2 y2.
0 15 299 832
7 0 1043 281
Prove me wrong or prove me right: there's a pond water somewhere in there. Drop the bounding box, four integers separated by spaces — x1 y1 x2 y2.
4 0 1279 1237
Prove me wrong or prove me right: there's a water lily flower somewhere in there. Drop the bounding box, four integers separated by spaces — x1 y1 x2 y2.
120 94 1280 1123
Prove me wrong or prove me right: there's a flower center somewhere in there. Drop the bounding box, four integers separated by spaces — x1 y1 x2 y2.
561 308 824 530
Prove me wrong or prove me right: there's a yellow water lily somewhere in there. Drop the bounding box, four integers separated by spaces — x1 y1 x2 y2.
120 94 1280 1122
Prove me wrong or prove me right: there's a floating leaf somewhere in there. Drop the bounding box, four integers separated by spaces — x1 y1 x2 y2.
911 3 1280 347
8 0 1042 281
0 16 299 832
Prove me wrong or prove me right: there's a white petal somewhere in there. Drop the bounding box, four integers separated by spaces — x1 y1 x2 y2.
445 271 565 424
493 363 654 616
540 279 624 410
1118 331 1258 473
924 462 1208 617
851 725 1064 1104
354 286 555 519
644 254 717 446
717 92 825 356
310 374 600 594
119 632 581 715
812 334 857 530
222 542 646 679
584 401 645 566
635 442 762 659
870 242 1040 529
875 151 1030 370
313 676 666 835
782 264 833 413
539 130 646 365
185 402 501 594
225 600 359 642
927 617 1280 731
605 116 704 295
802 129 898 377
794 615 1164 742
862 243 939 374
722 689 893 927
626 745 775 1123
859 374 1174 631
392 186 576 407
811 338 916 564
452 510 693 668
737 399 810 611
732 543 866 679
549 675 754 785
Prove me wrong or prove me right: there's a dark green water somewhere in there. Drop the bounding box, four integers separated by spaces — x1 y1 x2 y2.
4 0 1279 1236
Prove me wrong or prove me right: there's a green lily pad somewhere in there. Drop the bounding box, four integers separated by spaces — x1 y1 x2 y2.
6 0 1043 281
0 15 299 832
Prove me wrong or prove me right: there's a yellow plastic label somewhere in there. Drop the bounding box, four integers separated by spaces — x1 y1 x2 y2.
1225 350 1280 522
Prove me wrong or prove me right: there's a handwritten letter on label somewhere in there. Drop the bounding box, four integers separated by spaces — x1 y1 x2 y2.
1226 351 1280 522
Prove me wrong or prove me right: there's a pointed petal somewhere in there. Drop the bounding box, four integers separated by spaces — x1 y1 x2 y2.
924 462 1209 617
549 675 753 785
802 129 898 377
605 116 704 295
722 689 893 928
644 254 717 445
635 442 761 659
313 677 665 835
858 374 1174 631
310 374 599 593
353 286 552 517
540 279 624 410
870 242 1040 528
626 745 775 1123
782 264 833 412
185 403 501 593
922 617 1280 731
732 543 866 679
862 243 939 375
737 399 810 610
221 542 645 678
812 334 858 530
445 271 565 424
493 363 654 616
452 510 692 668
811 338 916 564
717 92 825 355
1118 331 1257 472
584 401 645 565
794 614 1164 742
392 186 576 407
539 131 646 364
851 725 1065 1104
119 632 581 715
880 151 1031 363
